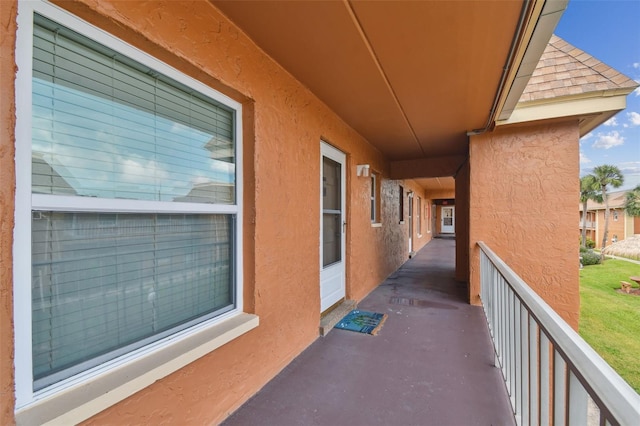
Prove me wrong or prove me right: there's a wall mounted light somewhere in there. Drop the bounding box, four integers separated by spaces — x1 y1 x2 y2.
408 190 414 198
356 164 370 177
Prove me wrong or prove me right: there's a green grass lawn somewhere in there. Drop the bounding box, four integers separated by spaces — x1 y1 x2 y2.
579 259 640 393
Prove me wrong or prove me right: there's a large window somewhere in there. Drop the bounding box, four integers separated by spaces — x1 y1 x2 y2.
15 2 243 408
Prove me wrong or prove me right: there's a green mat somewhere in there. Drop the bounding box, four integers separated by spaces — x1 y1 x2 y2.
334 309 387 335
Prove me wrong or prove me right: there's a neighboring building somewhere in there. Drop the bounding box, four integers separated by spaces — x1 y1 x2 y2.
1 1 637 424
580 190 640 248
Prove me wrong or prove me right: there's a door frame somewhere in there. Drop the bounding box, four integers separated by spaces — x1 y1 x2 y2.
319 141 346 312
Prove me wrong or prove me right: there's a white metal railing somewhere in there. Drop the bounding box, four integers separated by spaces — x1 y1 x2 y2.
478 242 640 426
578 220 596 229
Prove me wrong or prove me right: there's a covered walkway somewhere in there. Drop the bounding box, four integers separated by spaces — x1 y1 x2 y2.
224 239 514 425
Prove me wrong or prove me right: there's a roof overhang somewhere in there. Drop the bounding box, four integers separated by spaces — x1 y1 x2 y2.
496 34 639 137
212 0 570 194
497 91 634 137
496 0 568 122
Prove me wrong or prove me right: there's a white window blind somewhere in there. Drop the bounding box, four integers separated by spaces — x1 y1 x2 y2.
30 14 238 390
32 15 235 203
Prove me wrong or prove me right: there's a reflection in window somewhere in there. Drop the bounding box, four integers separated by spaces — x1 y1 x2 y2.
322 157 341 266
32 15 235 204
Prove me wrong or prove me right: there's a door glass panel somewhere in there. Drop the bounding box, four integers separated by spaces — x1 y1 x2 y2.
322 157 341 267
322 213 340 266
323 158 340 211
443 208 453 226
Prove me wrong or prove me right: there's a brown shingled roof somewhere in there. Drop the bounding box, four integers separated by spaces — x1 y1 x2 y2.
520 35 639 103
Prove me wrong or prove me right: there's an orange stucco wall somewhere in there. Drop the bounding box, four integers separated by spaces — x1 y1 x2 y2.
468 121 581 328
0 1 431 423
593 208 628 248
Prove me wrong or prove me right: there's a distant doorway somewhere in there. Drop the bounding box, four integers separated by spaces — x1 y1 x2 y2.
441 206 455 234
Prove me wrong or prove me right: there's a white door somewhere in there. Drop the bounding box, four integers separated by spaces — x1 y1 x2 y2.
441 206 455 233
320 142 346 312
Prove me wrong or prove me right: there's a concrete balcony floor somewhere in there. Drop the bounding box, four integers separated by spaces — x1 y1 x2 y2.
223 239 515 426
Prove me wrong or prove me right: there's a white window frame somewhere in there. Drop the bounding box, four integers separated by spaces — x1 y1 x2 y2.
370 173 381 226
14 2 257 423
370 174 377 223
417 196 422 236
398 185 404 224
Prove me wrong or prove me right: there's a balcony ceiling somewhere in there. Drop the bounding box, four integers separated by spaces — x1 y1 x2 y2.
212 0 525 162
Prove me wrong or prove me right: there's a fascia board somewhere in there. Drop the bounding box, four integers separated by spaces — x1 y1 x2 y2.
496 94 629 128
496 0 569 122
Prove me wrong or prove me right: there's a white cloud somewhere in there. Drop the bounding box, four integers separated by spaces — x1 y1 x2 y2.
580 152 591 164
592 131 625 149
191 176 212 185
618 161 640 174
579 132 594 144
121 158 169 183
603 117 618 126
634 84 640 96
634 63 640 69
627 111 640 126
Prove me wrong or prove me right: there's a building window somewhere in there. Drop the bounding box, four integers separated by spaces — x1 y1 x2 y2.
370 173 380 223
613 211 619 221
15 3 243 408
399 185 404 223
417 197 422 235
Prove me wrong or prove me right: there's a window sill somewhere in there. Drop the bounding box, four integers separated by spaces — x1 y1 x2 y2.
371 223 382 228
16 312 259 426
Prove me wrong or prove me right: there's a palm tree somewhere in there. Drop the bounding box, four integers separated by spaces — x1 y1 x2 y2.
624 184 640 217
592 165 624 259
579 175 601 247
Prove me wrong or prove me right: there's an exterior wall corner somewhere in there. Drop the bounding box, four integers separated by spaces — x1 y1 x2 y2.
468 120 581 328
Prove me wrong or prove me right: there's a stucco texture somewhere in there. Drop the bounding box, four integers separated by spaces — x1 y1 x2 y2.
0 0 17 424
468 121 581 329
0 0 430 424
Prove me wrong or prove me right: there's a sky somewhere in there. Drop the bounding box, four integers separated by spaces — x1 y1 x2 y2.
554 0 640 191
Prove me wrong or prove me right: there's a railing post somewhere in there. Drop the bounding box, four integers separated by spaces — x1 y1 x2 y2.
553 351 567 425
540 333 550 426
519 303 528 425
568 370 588 424
529 318 539 426
477 242 640 426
